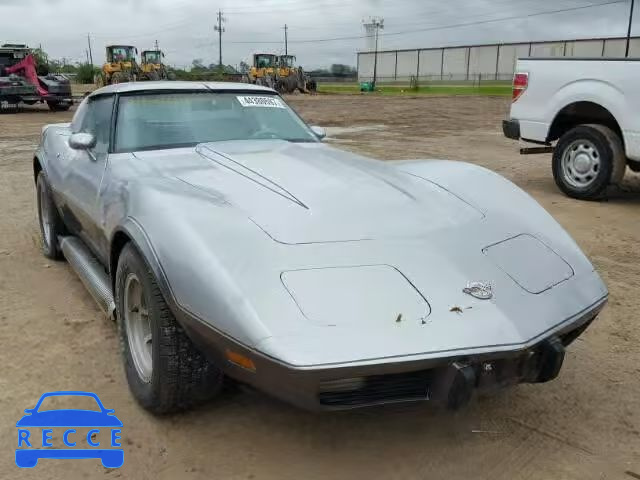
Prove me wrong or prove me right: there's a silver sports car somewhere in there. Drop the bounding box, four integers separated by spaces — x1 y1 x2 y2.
34 82 607 412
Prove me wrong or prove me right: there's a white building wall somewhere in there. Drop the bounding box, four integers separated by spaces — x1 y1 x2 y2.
630 38 640 56
497 44 530 76
375 52 396 80
396 50 419 80
358 53 375 79
469 45 499 75
565 40 604 57
442 47 468 79
530 42 565 57
603 38 626 57
357 37 640 82
418 49 443 77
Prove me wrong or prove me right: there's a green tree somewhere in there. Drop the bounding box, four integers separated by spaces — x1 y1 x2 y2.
31 47 50 75
76 63 100 84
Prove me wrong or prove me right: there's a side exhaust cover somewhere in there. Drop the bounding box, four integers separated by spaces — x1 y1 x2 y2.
59 236 116 320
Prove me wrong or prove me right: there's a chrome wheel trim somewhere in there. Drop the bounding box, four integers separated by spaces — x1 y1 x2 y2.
124 273 153 382
561 139 601 189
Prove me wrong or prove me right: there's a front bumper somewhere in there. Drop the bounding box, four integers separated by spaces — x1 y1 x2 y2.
178 295 606 411
502 119 521 140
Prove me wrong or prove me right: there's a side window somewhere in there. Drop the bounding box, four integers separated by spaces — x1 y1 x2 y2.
70 98 89 133
79 96 115 154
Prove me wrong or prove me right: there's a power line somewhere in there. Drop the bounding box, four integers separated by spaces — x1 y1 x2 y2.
222 0 627 44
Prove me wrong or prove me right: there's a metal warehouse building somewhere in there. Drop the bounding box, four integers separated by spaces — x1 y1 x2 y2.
357 36 640 83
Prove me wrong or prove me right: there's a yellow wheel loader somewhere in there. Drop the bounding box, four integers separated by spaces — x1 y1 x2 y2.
140 49 175 81
95 45 140 86
247 53 278 89
275 55 317 94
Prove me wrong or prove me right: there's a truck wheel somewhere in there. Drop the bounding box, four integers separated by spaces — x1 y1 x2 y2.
36 171 66 260
115 244 223 414
111 72 126 84
552 124 625 200
47 101 71 112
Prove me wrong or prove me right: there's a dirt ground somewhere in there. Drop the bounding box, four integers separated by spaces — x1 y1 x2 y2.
1 95 639 480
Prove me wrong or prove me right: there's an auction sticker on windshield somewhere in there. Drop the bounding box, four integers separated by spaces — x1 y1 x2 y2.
237 96 285 108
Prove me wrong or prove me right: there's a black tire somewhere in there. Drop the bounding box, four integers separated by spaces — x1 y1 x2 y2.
552 124 625 200
36 171 66 260
115 243 223 414
47 101 71 112
111 72 127 84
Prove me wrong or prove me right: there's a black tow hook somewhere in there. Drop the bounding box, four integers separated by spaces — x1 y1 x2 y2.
446 362 476 410
536 337 566 383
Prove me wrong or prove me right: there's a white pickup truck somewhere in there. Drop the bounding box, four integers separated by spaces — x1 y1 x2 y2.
503 57 640 200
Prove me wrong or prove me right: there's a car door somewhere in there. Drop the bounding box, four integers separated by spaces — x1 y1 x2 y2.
59 94 114 262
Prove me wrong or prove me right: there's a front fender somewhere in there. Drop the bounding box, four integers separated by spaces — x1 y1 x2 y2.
110 181 273 349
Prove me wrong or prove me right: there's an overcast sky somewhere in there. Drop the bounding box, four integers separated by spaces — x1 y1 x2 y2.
0 0 635 69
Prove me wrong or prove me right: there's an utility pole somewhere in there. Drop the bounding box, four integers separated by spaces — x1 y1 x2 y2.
284 24 288 55
155 39 160 52
87 33 93 66
363 17 384 89
626 0 635 57
214 9 225 67
86 49 90 64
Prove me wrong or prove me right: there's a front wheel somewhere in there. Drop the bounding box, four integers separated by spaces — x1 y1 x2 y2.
552 124 625 200
36 171 66 260
115 244 223 414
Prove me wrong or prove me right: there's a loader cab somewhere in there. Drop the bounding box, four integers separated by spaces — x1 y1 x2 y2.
106 45 137 65
279 55 296 68
141 50 163 66
253 53 277 69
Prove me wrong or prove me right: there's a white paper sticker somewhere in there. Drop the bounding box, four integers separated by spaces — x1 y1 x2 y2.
237 96 285 108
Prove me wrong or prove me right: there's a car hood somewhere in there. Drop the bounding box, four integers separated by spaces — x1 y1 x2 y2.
126 142 607 365
147 140 483 244
16 410 123 427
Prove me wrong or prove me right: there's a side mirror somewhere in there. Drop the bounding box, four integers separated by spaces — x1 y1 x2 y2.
69 132 97 150
310 126 326 140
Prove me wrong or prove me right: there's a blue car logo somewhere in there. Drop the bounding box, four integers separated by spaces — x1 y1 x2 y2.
16 391 123 468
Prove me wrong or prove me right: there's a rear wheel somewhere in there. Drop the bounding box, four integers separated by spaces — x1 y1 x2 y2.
552 124 625 200
95 73 105 88
47 101 71 112
115 244 223 413
36 171 66 260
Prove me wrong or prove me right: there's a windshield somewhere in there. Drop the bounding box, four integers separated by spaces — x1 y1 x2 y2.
280 56 295 67
143 51 161 64
109 47 135 62
255 55 276 68
115 92 318 152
